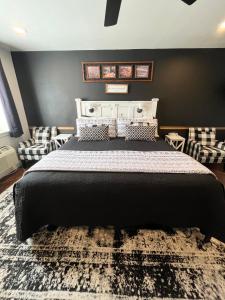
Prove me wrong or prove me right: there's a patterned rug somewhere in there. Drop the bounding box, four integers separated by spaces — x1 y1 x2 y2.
0 187 225 299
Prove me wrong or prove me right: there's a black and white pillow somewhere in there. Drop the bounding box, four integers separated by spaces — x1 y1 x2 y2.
76 118 116 138
125 124 156 141
78 125 110 141
117 118 159 137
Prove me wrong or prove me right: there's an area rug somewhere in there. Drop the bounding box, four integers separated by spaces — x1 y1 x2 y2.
0 187 224 299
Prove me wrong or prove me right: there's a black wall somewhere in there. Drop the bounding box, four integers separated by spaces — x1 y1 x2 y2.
12 49 225 127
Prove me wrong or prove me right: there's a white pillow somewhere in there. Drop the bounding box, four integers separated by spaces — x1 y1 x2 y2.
76 117 117 138
117 117 159 137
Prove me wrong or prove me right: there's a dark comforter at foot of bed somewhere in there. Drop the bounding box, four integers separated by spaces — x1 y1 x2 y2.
13 139 225 242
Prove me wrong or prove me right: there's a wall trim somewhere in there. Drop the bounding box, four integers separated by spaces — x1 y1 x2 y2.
160 126 225 130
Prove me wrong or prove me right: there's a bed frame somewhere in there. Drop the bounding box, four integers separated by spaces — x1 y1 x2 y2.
75 98 159 119
14 97 225 244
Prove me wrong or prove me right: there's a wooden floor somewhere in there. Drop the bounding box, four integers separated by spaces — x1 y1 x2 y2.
0 168 25 194
209 164 225 186
1 164 225 195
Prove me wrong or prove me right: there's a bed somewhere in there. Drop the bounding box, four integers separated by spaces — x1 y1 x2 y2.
13 99 225 242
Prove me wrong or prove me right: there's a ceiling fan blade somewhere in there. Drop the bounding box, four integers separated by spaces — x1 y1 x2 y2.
181 0 197 5
104 0 122 27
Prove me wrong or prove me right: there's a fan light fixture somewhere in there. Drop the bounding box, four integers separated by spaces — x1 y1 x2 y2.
13 27 27 36
216 21 225 34
104 0 197 27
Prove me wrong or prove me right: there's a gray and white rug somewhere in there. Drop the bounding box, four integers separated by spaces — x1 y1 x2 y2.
0 187 225 299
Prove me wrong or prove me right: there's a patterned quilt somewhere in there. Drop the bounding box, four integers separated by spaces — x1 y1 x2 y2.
26 150 214 175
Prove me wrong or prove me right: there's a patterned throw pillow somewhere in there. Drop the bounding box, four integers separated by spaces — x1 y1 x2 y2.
78 125 110 141
125 125 156 141
195 128 216 146
117 118 159 137
34 129 51 144
76 118 116 138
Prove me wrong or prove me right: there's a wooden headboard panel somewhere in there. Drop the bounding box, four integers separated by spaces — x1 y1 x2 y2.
75 98 159 119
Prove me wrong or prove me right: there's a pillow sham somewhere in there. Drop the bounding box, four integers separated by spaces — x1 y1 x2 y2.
125 124 156 141
78 125 110 141
76 117 116 138
117 118 158 137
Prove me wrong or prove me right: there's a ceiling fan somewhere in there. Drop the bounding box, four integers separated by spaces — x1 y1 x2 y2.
104 0 197 27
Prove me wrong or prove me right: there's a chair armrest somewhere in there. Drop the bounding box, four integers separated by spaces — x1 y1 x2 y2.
186 139 202 160
215 141 225 150
18 138 35 149
44 139 56 151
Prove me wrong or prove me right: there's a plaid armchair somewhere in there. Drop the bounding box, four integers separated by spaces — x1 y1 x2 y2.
186 127 225 164
18 127 57 165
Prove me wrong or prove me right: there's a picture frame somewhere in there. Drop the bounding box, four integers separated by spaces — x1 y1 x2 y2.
118 65 133 79
82 61 154 82
135 65 150 79
85 65 101 80
102 65 116 79
105 83 128 94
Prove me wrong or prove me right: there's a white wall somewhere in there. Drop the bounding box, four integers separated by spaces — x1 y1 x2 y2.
0 45 30 149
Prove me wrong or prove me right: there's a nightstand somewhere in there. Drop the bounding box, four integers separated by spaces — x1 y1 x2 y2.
165 134 185 152
53 134 72 149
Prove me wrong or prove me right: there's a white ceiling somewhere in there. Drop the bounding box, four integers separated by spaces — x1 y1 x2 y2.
0 0 225 51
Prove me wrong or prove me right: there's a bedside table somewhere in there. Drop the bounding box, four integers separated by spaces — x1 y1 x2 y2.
53 134 73 149
165 134 185 152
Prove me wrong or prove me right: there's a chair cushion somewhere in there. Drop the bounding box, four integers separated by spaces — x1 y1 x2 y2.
19 154 44 161
200 145 225 159
18 144 50 155
197 132 216 146
193 128 216 146
34 129 51 143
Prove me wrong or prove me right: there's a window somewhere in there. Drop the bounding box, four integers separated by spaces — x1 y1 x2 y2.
0 98 9 133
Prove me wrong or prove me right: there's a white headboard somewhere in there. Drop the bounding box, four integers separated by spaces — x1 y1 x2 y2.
75 98 159 119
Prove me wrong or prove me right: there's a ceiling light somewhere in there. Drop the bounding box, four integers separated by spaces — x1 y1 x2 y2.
220 21 225 29
13 27 27 36
217 21 225 33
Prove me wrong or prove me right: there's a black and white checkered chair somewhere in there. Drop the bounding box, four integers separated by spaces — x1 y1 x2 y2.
18 127 57 166
186 127 225 164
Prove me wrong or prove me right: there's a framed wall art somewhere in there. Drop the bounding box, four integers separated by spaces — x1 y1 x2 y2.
82 61 154 82
118 65 133 79
135 65 150 79
102 65 116 79
85 65 101 80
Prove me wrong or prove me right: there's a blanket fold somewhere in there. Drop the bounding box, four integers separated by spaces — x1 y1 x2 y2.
26 150 214 175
